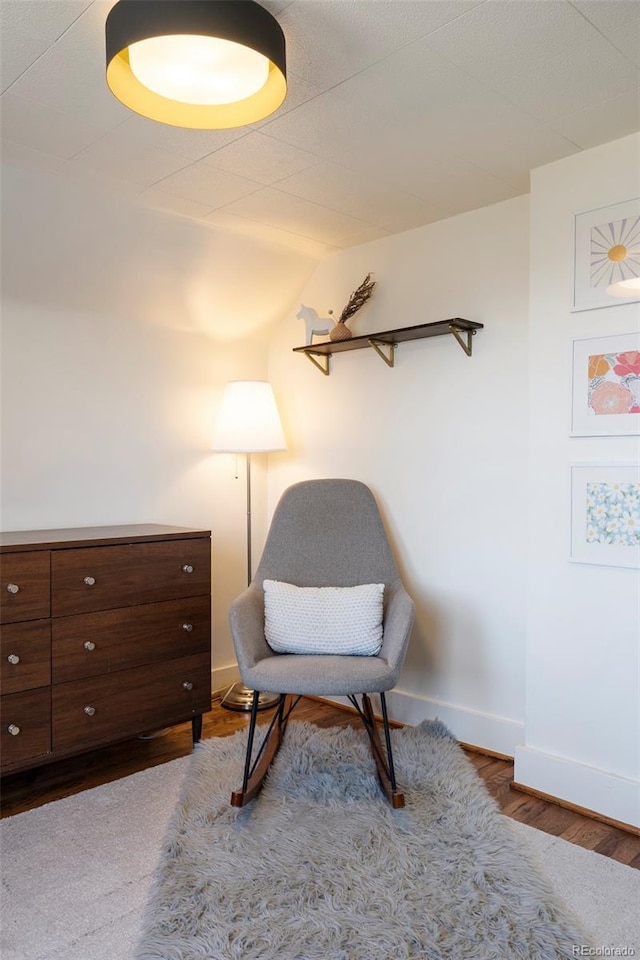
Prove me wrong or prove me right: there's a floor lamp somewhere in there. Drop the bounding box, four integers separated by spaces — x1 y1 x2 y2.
213 380 286 711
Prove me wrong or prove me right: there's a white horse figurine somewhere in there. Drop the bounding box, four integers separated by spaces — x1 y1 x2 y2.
296 304 333 345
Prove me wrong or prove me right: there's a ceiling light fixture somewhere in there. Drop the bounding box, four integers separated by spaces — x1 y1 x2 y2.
105 0 287 129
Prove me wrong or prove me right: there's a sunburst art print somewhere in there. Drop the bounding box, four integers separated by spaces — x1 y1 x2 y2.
573 198 640 311
590 215 640 288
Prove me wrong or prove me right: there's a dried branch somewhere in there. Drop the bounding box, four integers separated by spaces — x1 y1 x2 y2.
338 273 376 324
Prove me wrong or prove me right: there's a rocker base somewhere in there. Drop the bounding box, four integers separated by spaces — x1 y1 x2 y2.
231 692 404 808
230 694 293 808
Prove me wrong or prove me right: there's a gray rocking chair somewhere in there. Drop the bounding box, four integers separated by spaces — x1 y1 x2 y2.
229 479 415 808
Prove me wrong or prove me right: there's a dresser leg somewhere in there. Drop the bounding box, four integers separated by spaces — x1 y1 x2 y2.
191 714 203 744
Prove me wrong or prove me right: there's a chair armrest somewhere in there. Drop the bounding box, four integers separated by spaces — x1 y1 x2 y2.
379 582 415 674
229 585 272 678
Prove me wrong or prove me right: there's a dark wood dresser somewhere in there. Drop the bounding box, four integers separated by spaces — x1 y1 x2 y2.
0 524 212 776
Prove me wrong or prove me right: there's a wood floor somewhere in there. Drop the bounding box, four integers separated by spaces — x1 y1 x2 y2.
2 696 639 870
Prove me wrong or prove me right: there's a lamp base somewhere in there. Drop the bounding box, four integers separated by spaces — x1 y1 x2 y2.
220 682 279 712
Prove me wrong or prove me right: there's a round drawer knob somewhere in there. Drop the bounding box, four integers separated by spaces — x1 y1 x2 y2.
84 705 96 716
182 564 194 574
7 724 20 736
7 654 20 665
6 583 19 595
182 681 193 691
83 576 96 586
83 641 96 651
182 623 193 633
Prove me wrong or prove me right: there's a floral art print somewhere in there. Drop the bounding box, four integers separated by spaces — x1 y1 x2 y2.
586 482 640 547
571 465 640 568
572 334 640 436
588 349 640 416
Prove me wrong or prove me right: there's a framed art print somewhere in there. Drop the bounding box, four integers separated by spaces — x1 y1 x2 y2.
571 332 640 436
572 198 640 311
570 463 640 568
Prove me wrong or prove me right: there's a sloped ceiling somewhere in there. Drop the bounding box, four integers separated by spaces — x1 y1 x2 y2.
1 0 639 259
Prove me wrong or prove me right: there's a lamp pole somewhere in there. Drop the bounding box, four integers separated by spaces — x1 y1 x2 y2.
212 381 285 712
246 451 252 587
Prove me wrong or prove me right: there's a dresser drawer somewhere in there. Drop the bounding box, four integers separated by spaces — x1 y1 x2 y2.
1 621 51 694
1 688 51 768
52 538 211 616
52 596 211 683
52 652 211 752
0 551 50 624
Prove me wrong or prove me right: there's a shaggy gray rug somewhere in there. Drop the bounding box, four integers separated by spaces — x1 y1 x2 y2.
135 720 587 960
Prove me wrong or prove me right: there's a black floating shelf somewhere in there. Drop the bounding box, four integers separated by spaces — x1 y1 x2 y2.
293 319 484 375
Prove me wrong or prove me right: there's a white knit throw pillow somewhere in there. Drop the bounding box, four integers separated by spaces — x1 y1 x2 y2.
263 580 384 656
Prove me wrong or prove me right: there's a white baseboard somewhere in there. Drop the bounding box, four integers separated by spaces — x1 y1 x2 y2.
211 664 240 697
326 690 524 758
515 745 640 829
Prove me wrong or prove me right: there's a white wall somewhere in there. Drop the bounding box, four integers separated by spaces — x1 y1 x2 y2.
520 134 640 826
268 195 530 756
0 162 317 686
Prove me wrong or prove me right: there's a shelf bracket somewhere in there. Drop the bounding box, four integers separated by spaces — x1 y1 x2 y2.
304 350 330 376
449 323 475 357
368 338 395 368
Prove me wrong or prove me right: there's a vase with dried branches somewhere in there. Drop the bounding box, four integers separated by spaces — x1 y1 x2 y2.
329 273 376 342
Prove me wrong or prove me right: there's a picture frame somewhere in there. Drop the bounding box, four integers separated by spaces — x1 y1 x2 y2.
570 463 640 569
571 332 640 436
572 198 640 312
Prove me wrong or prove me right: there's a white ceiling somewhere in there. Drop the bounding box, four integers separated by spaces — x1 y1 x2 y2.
2 0 639 259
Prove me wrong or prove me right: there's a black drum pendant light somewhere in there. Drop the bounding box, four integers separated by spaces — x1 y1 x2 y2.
105 0 287 129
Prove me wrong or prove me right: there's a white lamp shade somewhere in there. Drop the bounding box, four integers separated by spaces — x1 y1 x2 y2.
607 277 640 298
213 381 286 453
